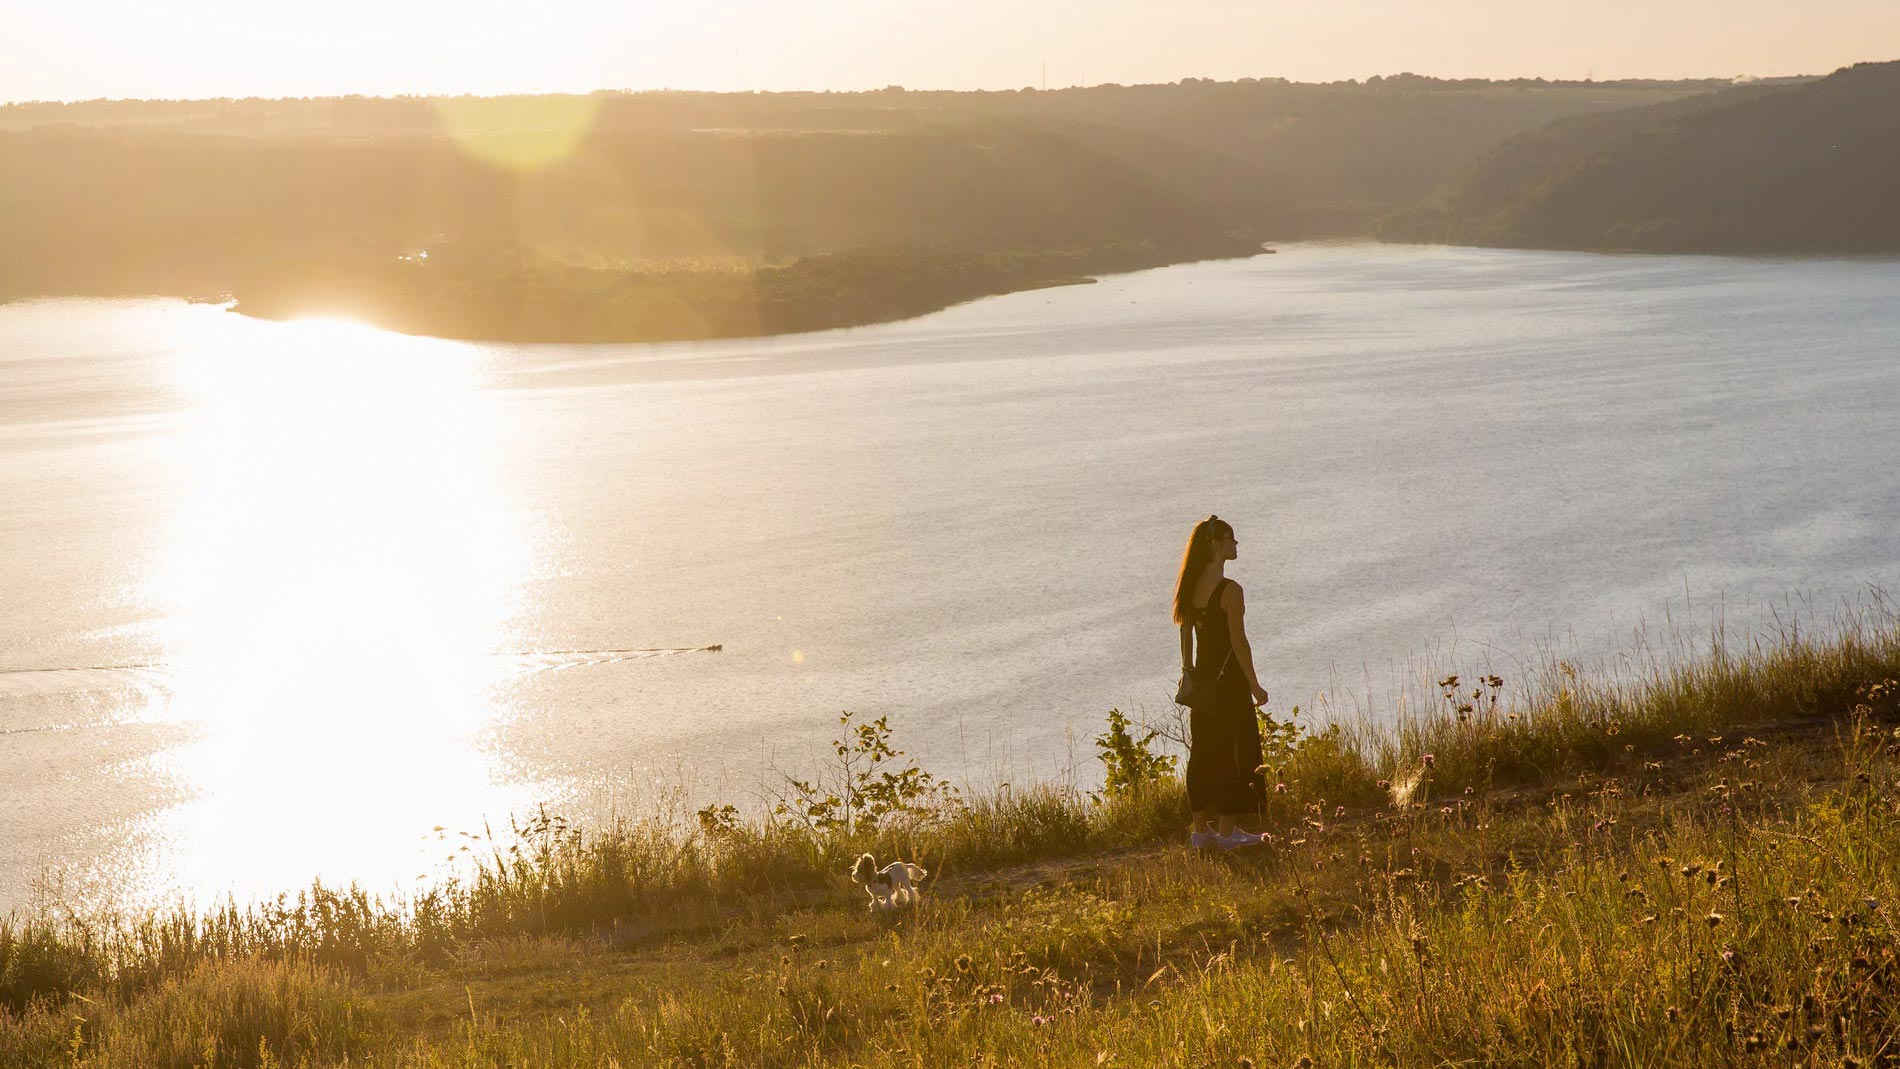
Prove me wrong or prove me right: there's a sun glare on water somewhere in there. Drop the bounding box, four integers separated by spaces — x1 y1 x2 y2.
142 313 532 901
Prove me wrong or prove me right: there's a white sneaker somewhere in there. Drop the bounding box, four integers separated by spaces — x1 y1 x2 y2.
1218 830 1267 850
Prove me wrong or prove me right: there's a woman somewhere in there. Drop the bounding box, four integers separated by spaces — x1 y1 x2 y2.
1172 515 1270 848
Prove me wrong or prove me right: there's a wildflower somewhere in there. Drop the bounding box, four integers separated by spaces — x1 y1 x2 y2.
988 992 1004 1004
1422 753 1436 768
1274 782 1289 794
1705 912 1724 928
955 954 973 974
1376 780 1390 790
1296 1058 1315 1069
1335 805 1346 818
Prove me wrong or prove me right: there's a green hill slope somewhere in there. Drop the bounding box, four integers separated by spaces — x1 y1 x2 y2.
1383 61 1900 253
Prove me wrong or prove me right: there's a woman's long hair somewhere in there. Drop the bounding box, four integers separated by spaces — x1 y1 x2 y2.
1171 515 1233 624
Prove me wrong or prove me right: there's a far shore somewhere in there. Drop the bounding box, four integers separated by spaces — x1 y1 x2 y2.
216 236 1267 344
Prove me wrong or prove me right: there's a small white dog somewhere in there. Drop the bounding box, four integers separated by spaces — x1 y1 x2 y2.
851 853 928 912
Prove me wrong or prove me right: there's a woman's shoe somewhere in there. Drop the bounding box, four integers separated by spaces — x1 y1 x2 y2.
1218 830 1267 850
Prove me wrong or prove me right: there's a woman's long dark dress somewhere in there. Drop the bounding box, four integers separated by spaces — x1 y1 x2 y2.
1186 579 1267 816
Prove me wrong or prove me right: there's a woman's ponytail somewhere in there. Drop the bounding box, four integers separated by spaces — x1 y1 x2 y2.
1171 514 1232 624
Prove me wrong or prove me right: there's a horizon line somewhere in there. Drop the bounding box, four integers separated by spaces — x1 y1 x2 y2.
2 64 1866 109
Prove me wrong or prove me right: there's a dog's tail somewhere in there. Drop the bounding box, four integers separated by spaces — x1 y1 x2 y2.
851 853 877 883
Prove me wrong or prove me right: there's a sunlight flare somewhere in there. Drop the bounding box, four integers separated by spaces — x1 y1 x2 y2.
148 313 529 899
432 94 603 172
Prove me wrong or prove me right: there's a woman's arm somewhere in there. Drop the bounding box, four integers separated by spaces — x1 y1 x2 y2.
1179 622 1194 673
1222 584 1270 706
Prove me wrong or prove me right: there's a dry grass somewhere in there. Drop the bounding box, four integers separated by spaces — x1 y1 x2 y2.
3 609 1899 1066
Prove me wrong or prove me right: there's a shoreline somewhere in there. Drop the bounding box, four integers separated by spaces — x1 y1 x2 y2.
219 237 1268 344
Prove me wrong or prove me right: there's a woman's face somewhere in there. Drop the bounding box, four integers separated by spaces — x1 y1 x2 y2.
1215 530 1238 561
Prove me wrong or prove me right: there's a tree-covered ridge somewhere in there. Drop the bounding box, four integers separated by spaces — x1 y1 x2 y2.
0 76 1729 339
1381 61 1900 253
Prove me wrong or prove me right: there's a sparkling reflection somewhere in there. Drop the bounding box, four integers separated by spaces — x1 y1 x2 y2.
146 315 530 902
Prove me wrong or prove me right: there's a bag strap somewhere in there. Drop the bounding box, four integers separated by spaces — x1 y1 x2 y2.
1199 578 1229 618
1194 580 1234 679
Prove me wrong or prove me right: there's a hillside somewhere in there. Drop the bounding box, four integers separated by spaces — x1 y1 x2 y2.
0 77 1725 339
1381 61 1900 253
3 620 1899 1065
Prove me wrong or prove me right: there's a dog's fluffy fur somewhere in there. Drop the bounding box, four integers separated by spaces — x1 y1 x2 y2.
851 853 927 912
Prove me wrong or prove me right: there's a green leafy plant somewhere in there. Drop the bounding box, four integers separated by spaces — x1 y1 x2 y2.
774 711 958 836
1092 708 1178 800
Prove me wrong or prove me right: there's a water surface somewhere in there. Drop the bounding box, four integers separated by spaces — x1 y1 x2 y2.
3 243 1897 909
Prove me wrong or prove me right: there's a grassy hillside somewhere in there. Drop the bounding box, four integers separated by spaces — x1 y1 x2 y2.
1381 61 1900 253
4 610 1899 1066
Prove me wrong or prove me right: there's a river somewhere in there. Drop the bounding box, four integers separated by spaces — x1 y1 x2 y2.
3 242 1897 910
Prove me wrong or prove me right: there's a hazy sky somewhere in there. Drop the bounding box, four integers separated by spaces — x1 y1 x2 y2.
6 0 1897 101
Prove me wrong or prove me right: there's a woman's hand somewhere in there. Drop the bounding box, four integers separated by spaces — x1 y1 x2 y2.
1251 682 1270 707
